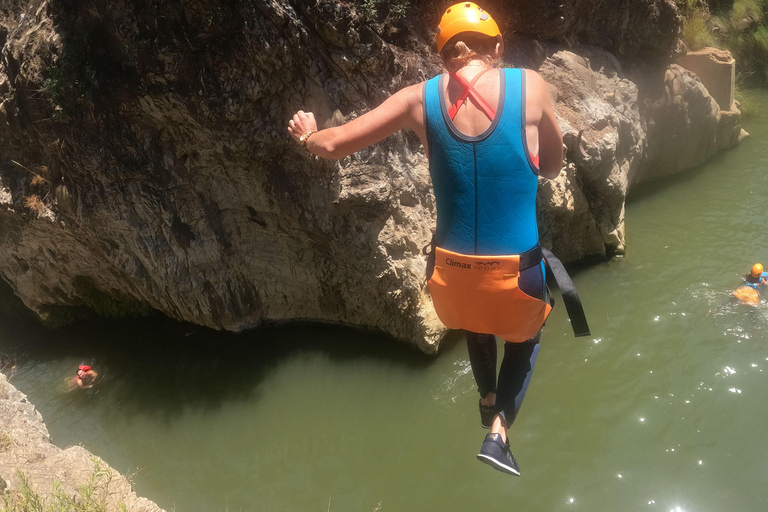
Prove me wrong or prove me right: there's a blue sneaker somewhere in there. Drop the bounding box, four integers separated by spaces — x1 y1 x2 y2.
476 433 521 476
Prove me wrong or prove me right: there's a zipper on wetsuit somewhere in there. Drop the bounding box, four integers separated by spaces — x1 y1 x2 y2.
473 142 478 255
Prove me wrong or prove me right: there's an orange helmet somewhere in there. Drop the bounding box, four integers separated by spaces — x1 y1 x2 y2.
752 263 763 277
436 2 502 53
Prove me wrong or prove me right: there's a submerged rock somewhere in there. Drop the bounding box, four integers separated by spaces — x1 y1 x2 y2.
0 0 745 351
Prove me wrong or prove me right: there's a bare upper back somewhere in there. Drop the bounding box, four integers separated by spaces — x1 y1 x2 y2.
441 68 543 156
443 67 502 138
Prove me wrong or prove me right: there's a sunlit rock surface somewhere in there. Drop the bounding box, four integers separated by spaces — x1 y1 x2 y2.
638 63 747 184
0 0 744 351
0 374 164 511
536 48 645 260
677 47 735 111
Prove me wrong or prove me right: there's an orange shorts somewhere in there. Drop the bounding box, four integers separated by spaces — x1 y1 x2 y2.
427 246 552 342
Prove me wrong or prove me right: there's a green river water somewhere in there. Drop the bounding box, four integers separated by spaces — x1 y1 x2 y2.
2 91 768 512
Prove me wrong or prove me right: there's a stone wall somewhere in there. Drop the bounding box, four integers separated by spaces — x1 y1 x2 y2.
677 47 735 111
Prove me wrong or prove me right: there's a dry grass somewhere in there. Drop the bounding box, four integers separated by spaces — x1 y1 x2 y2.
0 353 15 375
10 160 51 185
0 432 13 452
23 194 45 217
2 459 128 512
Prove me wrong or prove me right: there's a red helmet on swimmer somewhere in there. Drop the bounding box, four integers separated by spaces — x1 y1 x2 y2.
436 2 503 53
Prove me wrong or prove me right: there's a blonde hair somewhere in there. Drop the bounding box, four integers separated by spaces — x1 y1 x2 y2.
439 35 501 73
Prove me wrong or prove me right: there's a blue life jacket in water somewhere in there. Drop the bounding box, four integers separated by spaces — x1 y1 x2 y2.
424 68 539 256
744 272 768 290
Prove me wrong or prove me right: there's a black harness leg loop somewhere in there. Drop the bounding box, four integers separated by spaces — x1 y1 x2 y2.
542 248 591 337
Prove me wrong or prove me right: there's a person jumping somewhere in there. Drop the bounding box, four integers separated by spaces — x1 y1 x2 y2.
288 2 588 476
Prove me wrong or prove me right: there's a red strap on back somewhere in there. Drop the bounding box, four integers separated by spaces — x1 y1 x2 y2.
448 70 496 121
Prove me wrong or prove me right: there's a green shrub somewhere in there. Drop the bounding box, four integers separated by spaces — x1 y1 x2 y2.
42 22 133 123
680 0 768 87
682 10 718 50
753 24 768 52
356 0 410 22
735 81 761 115
731 0 766 20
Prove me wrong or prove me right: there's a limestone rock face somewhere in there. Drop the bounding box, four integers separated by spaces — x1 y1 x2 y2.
502 0 684 61
0 0 745 351
637 64 745 184
0 0 445 352
0 374 164 511
537 49 644 260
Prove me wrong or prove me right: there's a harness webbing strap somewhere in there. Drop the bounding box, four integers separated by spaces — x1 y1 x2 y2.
448 70 496 121
541 248 591 337
518 244 542 271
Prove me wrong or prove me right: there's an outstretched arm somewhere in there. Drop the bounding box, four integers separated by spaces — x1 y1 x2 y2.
288 82 426 159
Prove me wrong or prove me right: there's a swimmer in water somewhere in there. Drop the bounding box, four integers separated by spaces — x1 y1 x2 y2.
74 364 98 389
743 263 768 288
733 263 768 307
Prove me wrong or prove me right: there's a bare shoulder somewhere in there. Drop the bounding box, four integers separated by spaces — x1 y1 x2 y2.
388 81 427 129
524 69 551 99
393 81 426 105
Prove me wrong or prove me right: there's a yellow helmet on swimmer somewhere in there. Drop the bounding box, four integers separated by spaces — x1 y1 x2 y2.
436 2 502 53
752 263 764 277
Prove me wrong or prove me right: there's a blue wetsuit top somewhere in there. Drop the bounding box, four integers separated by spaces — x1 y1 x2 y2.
424 68 540 256
744 272 768 290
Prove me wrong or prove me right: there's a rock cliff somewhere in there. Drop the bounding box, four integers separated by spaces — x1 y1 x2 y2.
0 373 164 511
0 0 745 352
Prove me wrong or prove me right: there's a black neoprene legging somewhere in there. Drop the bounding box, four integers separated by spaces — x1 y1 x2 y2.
467 330 541 426
426 245 547 427
465 256 547 426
